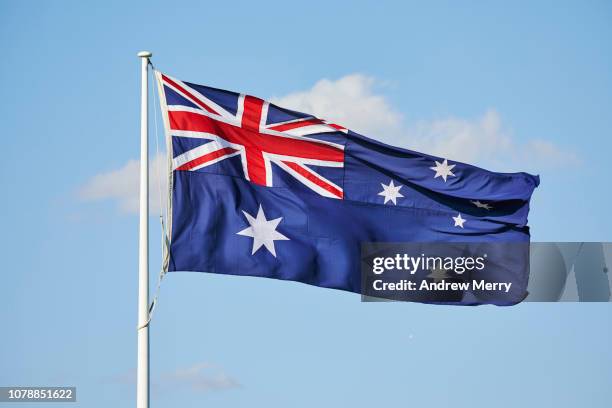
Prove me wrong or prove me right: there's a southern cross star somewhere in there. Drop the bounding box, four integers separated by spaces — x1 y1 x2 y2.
471 200 493 210
427 267 452 283
378 180 404 205
430 159 456 182
237 205 289 257
452 213 466 228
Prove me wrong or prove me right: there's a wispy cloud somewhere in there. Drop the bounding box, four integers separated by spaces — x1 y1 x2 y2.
274 74 579 172
108 362 241 395
272 74 403 138
79 153 168 214
106 368 137 386
79 74 578 213
160 362 242 393
405 109 580 171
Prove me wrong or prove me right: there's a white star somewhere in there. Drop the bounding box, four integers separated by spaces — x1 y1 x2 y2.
237 205 289 257
427 267 452 283
452 213 466 228
378 180 404 205
471 200 493 210
430 159 456 182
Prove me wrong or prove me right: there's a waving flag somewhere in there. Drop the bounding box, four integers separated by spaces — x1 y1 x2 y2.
156 71 539 305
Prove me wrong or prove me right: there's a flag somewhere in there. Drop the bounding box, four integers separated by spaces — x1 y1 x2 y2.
155 71 539 305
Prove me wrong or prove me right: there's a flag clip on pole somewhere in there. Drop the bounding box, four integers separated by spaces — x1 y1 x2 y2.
137 50 152 408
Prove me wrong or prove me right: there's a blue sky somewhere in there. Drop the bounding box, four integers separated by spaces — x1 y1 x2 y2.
0 1 611 407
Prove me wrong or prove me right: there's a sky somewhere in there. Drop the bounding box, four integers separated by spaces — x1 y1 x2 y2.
0 0 611 407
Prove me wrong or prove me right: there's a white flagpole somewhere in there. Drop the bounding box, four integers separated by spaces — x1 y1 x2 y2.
136 50 152 408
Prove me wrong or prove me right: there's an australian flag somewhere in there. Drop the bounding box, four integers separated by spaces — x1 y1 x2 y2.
156 71 539 305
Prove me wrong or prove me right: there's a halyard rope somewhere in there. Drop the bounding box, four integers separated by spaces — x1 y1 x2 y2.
138 61 168 331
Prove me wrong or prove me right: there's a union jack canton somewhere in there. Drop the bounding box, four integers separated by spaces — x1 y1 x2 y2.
157 72 348 199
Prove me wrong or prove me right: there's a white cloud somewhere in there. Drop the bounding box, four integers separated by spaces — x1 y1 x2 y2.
79 153 168 214
405 110 580 171
272 74 402 138
273 74 579 172
79 74 578 213
108 362 241 395
160 362 241 393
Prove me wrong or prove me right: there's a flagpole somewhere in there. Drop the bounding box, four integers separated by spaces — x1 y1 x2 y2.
136 50 152 408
